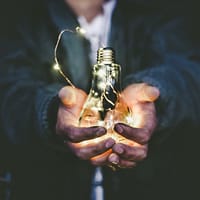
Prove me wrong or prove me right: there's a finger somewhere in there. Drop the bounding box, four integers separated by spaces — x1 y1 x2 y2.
108 153 120 165
112 143 147 162
61 125 106 142
90 149 112 166
108 153 137 168
116 159 137 168
114 123 150 144
130 101 157 129
58 86 87 106
68 138 115 160
138 84 160 102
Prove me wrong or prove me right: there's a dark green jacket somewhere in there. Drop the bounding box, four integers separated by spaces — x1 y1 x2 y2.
0 0 200 199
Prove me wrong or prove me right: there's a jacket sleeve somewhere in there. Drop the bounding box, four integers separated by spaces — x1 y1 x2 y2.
123 14 200 144
0 21 64 145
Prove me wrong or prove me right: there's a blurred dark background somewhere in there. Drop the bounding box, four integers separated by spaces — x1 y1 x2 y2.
0 0 199 199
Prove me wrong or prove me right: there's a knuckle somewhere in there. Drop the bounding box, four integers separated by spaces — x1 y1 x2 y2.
67 132 76 141
139 131 150 144
67 130 79 142
76 149 87 160
136 149 147 161
93 147 100 155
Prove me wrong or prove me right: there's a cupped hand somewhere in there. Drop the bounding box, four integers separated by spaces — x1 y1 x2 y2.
107 83 160 169
56 86 115 161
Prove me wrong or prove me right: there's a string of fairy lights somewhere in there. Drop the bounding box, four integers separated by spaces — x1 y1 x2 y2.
52 27 86 88
53 26 118 117
52 27 138 132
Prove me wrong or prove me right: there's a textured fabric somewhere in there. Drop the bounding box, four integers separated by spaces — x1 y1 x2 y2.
0 0 200 199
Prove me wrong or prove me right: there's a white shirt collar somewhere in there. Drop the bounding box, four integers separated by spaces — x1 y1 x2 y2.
77 0 117 64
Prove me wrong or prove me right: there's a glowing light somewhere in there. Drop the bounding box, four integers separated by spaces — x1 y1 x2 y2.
96 68 106 77
125 114 135 127
53 63 60 71
75 26 86 36
97 81 106 90
52 63 75 88
53 44 135 146
90 149 112 161
53 27 86 88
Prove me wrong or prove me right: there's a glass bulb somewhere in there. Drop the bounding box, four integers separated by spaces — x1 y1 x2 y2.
79 47 133 144
79 47 120 125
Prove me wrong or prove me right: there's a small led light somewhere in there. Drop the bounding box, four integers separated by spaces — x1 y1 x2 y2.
53 28 82 88
98 81 106 90
75 26 86 35
53 63 60 71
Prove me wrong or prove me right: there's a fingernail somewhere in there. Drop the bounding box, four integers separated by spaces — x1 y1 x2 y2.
59 87 76 106
116 146 124 154
96 127 106 136
115 124 123 134
109 154 119 164
147 86 160 101
105 139 115 148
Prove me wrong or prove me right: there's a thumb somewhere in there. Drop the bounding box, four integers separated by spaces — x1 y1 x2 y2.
122 83 160 104
58 86 77 106
139 84 160 102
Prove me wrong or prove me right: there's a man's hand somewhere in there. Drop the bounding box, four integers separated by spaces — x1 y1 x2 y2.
56 86 115 161
107 83 160 169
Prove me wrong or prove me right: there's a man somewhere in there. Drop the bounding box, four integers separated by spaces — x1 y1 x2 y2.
0 0 199 199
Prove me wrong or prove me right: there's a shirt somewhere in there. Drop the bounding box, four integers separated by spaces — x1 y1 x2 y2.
77 0 116 64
